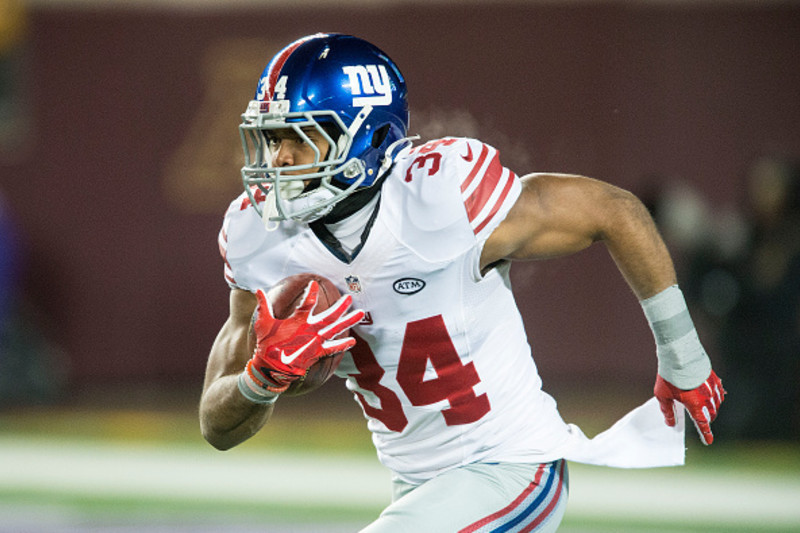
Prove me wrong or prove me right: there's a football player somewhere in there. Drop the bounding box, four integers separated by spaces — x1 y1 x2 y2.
199 33 725 532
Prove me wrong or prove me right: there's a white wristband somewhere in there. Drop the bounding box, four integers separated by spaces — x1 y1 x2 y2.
640 285 712 389
238 370 280 405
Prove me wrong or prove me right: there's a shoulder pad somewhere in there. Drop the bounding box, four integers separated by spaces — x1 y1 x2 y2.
218 192 305 290
220 193 271 261
382 137 521 261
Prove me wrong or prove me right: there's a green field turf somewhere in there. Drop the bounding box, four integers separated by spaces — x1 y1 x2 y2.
1 390 799 532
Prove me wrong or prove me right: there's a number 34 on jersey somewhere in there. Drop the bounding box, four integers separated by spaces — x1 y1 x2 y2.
347 314 491 432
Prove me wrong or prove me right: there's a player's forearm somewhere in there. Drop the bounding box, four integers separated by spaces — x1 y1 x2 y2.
599 189 677 300
200 374 273 450
599 191 714 391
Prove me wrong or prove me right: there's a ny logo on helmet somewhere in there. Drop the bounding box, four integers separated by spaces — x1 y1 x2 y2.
342 65 393 107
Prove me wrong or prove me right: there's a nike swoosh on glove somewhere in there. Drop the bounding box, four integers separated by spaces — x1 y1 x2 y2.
248 280 364 393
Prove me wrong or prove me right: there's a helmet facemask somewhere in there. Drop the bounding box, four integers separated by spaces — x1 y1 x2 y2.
239 102 367 228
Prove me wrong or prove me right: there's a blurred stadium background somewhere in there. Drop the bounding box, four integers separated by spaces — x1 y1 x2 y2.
1 0 799 531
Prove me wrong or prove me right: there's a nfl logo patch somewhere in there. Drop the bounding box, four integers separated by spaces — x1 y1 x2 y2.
345 275 362 294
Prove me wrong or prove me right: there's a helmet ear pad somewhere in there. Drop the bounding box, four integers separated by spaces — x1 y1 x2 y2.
322 166 392 224
334 116 406 189
371 124 391 148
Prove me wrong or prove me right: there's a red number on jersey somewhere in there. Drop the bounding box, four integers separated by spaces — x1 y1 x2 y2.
397 315 491 426
405 153 442 182
404 138 459 182
414 138 458 154
240 187 268 211
347 315 490 431
349 334 409 432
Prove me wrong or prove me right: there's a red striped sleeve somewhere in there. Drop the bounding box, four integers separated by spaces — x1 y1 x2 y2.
472 169 516 235
218 226 236 286
463 151 504 223
460 144 490 194
460 143 517 236
218 227 228 260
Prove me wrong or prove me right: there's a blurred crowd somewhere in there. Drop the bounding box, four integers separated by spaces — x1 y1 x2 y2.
0 0 66 405
647 155 800 441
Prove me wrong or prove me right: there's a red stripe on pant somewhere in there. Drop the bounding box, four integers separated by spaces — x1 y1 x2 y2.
459 460 565 533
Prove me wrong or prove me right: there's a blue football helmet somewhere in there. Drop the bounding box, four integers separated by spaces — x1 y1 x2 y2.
239 33 410 225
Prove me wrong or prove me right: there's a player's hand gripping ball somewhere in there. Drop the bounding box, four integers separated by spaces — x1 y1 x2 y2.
248 273 364 396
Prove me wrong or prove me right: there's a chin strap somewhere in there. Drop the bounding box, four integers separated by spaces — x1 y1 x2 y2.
262 178 337 231
261 188 280 232
286 187 337 223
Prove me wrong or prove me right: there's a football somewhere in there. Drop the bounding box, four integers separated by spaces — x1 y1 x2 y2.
249 272 348 396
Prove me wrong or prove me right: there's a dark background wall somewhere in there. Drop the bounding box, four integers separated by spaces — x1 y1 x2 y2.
1 1 798 397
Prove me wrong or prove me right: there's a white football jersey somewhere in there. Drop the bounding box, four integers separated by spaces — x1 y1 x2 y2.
219 137 574 484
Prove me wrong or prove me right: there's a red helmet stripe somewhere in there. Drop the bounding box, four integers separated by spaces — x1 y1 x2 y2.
265 33 327 100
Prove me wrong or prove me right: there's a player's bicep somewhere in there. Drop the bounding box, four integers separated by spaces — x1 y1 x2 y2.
482 173 613 265
202 289 257 391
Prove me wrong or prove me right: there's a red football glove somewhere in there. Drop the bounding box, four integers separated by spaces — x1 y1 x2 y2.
246 280 364 394
654 370 725 445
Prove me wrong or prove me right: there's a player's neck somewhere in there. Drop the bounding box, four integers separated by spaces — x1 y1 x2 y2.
309 192 381 264
324 193 381 254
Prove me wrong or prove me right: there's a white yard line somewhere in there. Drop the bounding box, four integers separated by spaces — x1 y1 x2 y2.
568 464 800 527
0 436 392 507
1 436 799 528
